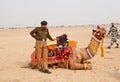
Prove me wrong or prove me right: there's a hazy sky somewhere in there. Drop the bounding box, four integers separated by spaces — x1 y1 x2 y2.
0 0 120 27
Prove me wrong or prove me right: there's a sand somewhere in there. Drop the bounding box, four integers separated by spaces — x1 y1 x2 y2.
0 27 120 82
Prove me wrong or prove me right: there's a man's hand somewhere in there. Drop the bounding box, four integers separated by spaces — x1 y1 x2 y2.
53 38 57 41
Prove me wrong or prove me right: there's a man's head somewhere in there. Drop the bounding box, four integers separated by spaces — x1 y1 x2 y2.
41 21 48 28
111 22 115 27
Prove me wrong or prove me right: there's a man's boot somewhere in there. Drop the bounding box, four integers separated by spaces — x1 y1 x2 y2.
107 46 111 49
115 44 119 48
39 69 51 74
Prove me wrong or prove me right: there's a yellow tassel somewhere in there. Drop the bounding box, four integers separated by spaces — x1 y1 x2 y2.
83 61 87 70
101 42 104 58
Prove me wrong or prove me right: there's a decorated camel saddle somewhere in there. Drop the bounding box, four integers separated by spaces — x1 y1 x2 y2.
30 27 106 70
31 34 77 69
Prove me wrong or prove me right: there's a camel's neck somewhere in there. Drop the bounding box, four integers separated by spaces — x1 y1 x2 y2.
86 35 101 58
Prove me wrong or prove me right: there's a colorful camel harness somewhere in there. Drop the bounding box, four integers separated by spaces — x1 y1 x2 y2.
86 35 101 58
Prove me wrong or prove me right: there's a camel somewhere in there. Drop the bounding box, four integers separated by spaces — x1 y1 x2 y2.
30 27 106 70
68 27 106 70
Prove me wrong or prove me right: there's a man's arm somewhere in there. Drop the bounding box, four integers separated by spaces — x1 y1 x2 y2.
107 27 112 35
47 29 54 41
116 27 118 33
30 27 38 39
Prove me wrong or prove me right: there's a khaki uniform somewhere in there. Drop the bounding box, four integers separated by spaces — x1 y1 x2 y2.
30 27 54 69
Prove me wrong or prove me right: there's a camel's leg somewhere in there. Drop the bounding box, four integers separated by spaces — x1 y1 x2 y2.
70 47 84 70
69 61 92 70
70 62 84 70
83 61 91 64
70 47 92 70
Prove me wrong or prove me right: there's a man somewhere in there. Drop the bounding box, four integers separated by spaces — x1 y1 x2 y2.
30 21 54 74
107 22 119 49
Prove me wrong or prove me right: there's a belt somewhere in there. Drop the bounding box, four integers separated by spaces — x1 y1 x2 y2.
37 39 46 42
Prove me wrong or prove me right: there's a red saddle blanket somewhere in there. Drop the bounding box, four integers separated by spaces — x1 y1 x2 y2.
31 40 77 66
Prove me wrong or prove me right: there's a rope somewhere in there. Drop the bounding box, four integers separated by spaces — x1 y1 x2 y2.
72 49 76 73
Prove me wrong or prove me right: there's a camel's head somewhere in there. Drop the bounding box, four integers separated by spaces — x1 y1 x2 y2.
94 27 106 40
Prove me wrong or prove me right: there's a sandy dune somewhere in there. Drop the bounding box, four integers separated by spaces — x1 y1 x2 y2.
0 27 120 82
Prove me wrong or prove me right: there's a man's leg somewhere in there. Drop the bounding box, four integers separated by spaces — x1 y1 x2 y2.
36 41 43 69
115 39 119 48
43 45 48 70
41 42 51 74
108 38 114 49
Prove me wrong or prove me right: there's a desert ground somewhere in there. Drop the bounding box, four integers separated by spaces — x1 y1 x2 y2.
0 26 120 82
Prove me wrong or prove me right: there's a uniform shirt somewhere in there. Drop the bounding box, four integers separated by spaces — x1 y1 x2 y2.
108 26 118 38
30 27 54 41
